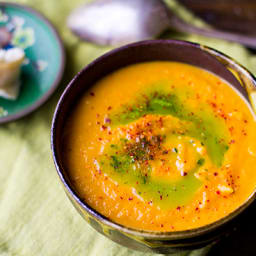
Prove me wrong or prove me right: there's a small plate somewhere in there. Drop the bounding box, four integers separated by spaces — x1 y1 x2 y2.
0 2 65 123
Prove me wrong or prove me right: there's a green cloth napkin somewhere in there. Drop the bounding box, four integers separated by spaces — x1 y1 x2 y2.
1 1 256 255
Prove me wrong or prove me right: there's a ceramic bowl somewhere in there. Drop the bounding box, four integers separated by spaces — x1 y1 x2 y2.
51 40 256 254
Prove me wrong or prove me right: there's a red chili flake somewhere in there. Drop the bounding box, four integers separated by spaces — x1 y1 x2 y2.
90 92 95 96
183 172 188 176
195 207 199 211
108 131 112 135
104 118 111 124
214 172 218 176
101 125 107 130
176 206 181 211
160 224 164 228
96 121 100 125
120 196 123 200
207 200 210 203
229 139 235 144
211 102 217 108
216 190 221 195
160 195 163 200
98 137 102 141
128 197 133 201
244 119 248 123
229 126 234 132
242 129 247 136
220 113 227 120
136 181 139 185
107 106 112 111
205 185 208 189
159 117 163 127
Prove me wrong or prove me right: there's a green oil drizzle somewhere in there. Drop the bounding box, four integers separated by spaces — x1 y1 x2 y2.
100 138 202 208
111 89 229 167
98 85 230 209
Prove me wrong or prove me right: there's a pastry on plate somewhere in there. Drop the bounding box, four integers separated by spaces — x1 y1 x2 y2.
0 47 25 100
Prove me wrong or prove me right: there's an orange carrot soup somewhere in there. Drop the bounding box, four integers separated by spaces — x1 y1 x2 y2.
63 62 256 231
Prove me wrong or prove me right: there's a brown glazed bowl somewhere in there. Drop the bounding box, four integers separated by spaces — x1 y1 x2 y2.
51 40 256 254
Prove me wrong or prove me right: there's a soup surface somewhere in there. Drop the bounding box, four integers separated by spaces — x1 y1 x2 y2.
63 62 256 231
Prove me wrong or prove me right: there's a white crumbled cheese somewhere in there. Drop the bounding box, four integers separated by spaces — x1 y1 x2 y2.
248 147 256 156
196 146 205 155
136 210 143 221
0 47 25 100
4 48 24 63
0 49 5 61
199 192 207 209
93 159 100 171
132 188 144 202
0 47 25 63
217 184 233 194
176 159 184 176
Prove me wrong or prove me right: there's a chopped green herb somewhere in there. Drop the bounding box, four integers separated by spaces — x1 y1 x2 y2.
197 158 205 166
173 148 178 153
110 155 121 169
110 88 230 166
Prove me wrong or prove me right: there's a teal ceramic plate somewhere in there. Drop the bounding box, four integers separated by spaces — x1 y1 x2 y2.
0 2 65 123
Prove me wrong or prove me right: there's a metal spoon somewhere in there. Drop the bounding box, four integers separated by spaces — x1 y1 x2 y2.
67 0 256 48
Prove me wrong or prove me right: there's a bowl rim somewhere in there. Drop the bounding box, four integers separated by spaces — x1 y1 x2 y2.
51 39 256 240
0 2 65 124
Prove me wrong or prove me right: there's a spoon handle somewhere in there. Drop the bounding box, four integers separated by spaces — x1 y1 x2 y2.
169 14 256 49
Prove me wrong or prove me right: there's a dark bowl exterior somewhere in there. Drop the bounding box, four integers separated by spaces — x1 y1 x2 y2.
51 40 256 254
